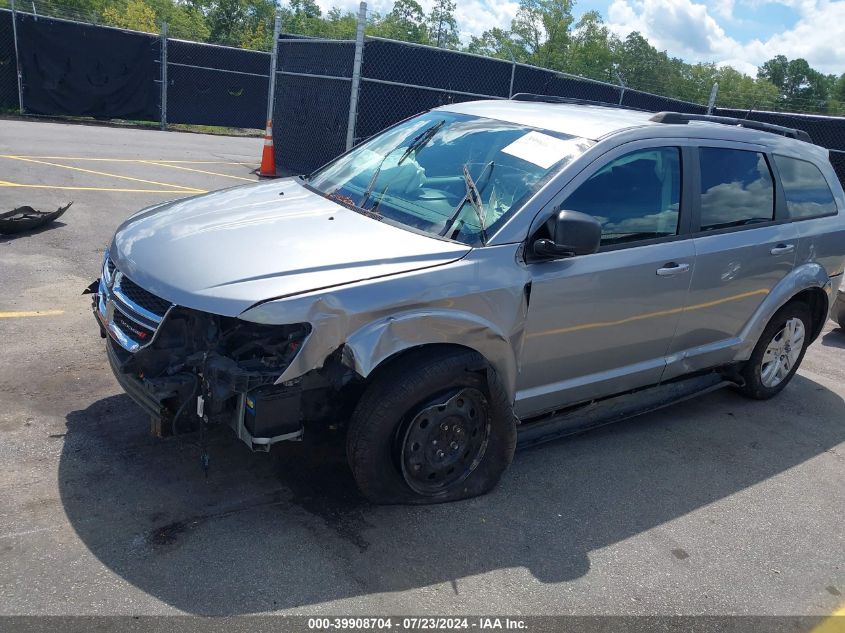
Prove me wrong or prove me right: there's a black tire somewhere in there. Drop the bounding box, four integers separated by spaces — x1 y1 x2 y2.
737 301 812 400
346 347 517 505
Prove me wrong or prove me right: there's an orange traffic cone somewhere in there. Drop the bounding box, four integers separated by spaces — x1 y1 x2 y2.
259 119 276 177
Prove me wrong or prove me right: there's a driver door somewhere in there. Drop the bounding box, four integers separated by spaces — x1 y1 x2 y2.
515 142 695 418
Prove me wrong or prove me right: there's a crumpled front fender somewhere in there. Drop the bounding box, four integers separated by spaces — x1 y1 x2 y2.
238 244 530 401
341 309 520 399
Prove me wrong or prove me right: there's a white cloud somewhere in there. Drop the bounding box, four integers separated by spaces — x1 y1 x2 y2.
606 0 845 75
314 0 845 75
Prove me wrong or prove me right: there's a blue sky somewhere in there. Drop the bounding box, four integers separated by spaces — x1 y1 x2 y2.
315 0 845 76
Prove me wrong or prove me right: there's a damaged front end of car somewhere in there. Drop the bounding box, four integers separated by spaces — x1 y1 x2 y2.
89 251 354 451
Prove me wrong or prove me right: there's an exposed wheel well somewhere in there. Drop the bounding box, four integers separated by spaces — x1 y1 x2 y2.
363 343 489 386
787 287 829 342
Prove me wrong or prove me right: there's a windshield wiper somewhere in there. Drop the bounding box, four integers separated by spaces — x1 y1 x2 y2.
397 119 445 166
358 119 445 209
440 161 494 245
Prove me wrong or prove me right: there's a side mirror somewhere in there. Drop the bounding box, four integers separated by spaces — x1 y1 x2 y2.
532 209 602 260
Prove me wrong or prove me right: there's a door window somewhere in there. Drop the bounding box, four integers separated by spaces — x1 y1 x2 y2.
773 154 838 219
699 148 775 231
561 147 681 245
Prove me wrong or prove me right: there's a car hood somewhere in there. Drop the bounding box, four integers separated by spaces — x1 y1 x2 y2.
110 178 470 317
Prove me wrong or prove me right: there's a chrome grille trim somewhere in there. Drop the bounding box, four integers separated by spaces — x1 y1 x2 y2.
112 277 168 326
97 251 175 353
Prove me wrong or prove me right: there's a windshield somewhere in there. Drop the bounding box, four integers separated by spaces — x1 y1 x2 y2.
307 111 592 246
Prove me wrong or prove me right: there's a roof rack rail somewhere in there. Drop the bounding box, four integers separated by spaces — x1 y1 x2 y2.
650 111 813 143
510 93 642 111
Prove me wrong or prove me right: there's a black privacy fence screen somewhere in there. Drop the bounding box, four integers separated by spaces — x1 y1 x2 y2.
0 7 269 129
272 34 845 188
0 5 844 188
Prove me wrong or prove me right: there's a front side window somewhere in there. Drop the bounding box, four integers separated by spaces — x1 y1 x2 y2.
699 148 775 231
561 147 681 245
773 154 838 219
307 111 592 246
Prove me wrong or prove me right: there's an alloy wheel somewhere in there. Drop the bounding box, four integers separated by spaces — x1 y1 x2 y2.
760 317 805 388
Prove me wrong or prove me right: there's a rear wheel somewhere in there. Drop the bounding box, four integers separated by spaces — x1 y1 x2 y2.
738 302 811 400
346 347 517 505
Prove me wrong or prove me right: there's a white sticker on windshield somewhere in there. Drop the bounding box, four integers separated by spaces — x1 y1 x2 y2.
501 131 574 169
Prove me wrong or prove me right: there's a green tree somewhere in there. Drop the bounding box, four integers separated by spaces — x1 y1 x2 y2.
371 0 429 43
511 0 574 69
466 28 521 61
833 73 845 101
758 55 834 110
712 66 781 110
102 0 158 32
565 11 615 82
428 0 459 49
612 31 673 94
283 0 323 36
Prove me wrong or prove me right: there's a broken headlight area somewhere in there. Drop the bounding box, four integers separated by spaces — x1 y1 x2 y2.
106 305 315 450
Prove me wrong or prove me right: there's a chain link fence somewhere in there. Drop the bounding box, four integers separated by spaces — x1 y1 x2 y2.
274 32 711 174
164 37 270 129
0 9 20 111
271 8 845 191
2 1 845 187
274 37 357 172
0 5 269 130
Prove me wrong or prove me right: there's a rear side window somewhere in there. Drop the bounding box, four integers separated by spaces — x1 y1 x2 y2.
562 147 681 245
773 155 838 219
699 148 774 231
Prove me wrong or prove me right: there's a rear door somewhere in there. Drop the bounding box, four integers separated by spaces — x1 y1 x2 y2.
664 143 799 379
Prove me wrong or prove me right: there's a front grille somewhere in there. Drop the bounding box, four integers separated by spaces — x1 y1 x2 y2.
112 309 156 345
98 253 177 352
118 276 172 317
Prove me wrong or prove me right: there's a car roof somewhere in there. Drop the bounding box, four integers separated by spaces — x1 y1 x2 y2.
438 100 657 140
437 100 828 162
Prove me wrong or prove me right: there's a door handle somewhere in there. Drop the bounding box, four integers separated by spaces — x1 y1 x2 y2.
656 262 691 277
770 244 795 255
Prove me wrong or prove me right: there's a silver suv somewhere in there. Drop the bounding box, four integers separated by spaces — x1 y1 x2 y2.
91 96 845 504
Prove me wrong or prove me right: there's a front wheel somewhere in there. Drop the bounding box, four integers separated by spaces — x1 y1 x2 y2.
738 302 811 400
346 348 517 505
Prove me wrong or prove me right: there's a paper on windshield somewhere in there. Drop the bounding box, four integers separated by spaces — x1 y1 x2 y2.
501 131 575 169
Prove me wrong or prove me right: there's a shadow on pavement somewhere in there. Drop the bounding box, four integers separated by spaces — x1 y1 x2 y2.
59 374 845 614
820 327 845 349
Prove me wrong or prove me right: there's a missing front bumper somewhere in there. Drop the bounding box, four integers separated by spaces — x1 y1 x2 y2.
105 338 303 449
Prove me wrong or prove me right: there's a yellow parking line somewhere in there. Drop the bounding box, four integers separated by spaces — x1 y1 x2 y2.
0 155 205 193
11 156 256 165
0 182 204 193
0 310 65 318
143 160 256 182
811 602 845 633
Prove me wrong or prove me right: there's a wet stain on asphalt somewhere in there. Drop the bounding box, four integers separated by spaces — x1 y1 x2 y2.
273 437 373 553
149 521 188 546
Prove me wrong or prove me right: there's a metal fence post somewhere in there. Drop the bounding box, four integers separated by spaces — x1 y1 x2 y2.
615 71 625 106
10 0 24 114
345 1 366 151
160 22 168 130
706 82 719 114
265 12 281 132
502 43 516 99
